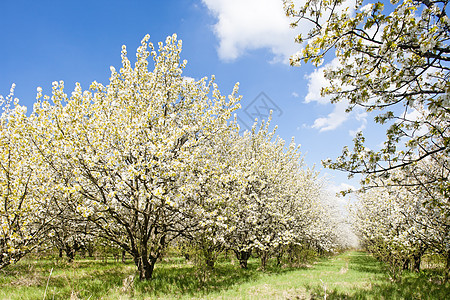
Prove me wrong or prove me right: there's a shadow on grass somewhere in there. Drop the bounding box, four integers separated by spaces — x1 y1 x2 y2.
48 265 131 299
11 252 446 299
348 251 385 275
2 257 307 299
309 277 449 300
1 260 134 299
307 253 450 300
134 259 302 297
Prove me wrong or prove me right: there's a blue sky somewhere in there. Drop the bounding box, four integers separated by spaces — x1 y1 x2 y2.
0 0 382 197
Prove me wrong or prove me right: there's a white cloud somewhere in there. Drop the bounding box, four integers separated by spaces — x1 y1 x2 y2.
304 57 340 105
311 101 349 132
202 0 368 133
291 91 299 98
201 0 357 63
304 57 368 133
327 182 356 197
201 0 307 63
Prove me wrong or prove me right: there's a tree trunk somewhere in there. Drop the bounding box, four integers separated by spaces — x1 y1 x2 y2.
276 246 284 266
132 243 160 281
412 253 421 272
137 255 157 281
402 258 410 271
445 251 450 282
65 246 75 262
205 256 215 269
202 245 218 270
234 249 251 269
260 251 268 270
80 247 86 258
87 243 94 257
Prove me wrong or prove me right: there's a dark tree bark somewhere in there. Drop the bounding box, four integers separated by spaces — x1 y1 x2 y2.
260 250 268 270
234 249 252 269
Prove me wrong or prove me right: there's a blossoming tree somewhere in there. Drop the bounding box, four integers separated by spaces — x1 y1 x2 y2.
0 88 53 269
1 32 352 279
284 0 449 194
31 34 240 280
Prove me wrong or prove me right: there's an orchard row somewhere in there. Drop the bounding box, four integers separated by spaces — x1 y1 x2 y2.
0 35 348 280
352 156 449 279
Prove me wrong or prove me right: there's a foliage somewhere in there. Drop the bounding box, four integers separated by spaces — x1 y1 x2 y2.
284 0 449 195
0 34 349 279
29 34 243 280
0 87 52 269
285 0 449 281
352 170 449 279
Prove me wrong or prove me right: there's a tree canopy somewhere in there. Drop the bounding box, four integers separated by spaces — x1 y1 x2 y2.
284 0 449 278
0 34 350 279
284 0 449 194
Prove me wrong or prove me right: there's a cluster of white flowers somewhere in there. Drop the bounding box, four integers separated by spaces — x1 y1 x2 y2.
0 34 348 276
353 157 449 273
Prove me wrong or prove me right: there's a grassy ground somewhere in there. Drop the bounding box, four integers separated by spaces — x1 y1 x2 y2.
0 251 448 299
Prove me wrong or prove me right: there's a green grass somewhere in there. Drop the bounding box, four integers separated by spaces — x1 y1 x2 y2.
0 251 448 299
0 259 134 299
